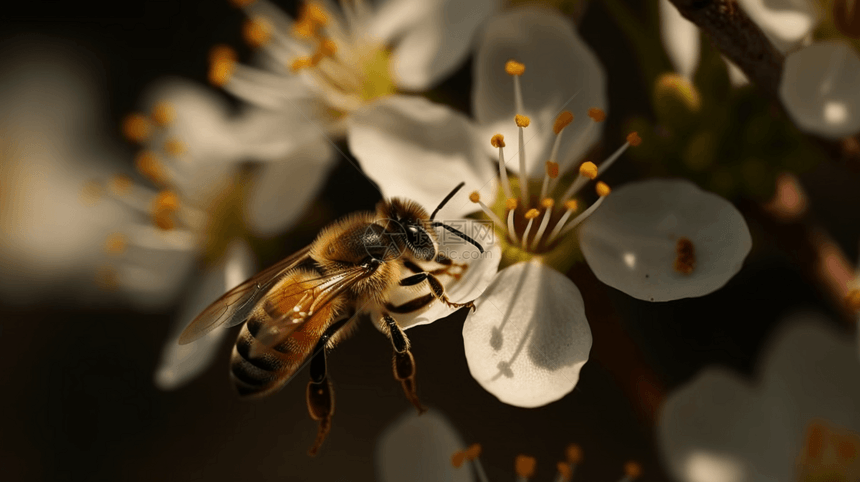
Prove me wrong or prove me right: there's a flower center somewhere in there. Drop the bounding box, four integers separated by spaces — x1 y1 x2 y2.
212 0 396 115
796 419 860 482
470 60 640 268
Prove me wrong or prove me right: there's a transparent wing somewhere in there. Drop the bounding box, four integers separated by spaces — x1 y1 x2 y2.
178 245 312 345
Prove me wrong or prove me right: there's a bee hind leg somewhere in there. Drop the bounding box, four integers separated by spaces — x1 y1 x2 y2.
305 326 340 456
382 313 427 414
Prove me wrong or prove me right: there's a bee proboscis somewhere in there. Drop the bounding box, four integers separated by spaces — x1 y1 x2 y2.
179 183 484 455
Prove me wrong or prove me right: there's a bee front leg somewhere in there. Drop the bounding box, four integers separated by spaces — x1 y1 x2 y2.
397 272 475 312
382 313 427 414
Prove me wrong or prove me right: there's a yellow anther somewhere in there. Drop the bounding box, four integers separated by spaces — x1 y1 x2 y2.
152 209 176 230
135 151 167 185
506 198 518 210
228 0 256 7
104 233 128 255
525 208 540 220
151 101 175 126
505 60 525 76
624 461 642 479
451 451 466 468
564 199 578 211
292 19 318 39
243 17 273 48
318 39 337 57
515 114 530 128
490 133 506 148
674 237 695 275
515 455 537 478
154 190 180 211
164 138 187 157
566 444 583 463
579 161 598 180
627 131 642 147
80 180 104 205
464 443 482 460
290 56 316 72
553 111 574 134
556 462 572 480
469 191 480 203
845 289 860 312
540 198 554 209
109 174 133 196
303 2 329 26
209 44 237 65
596 181 611 197
587 108 606 122
545 161 559 179
121 114 151 143
209 57 236 87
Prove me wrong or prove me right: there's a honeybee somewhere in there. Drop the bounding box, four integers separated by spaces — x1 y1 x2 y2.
178 183 483 455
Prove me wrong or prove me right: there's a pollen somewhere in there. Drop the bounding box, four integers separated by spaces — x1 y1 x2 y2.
525 208 540 220
318 39 337 57
564 199 578 211
109 174 133 196
209 44 237 64
546 161 559 179
121 114 151 143
164 138 187 157
153 209 176 230
624 461 643 479
151 101 175 126
553 111 574 134
464 443 482 460
845 289 860 312
579 161 598 180
556 461 572 480
596 181 611 197
154 190 180 211
243 17 273 48
674 237 695 275
451 451 466 468
209 57 236 87
303 2 329 26
469 191 481 203
292 19 317 39
490 133 506 148
540 198 554 209
587 108 606 122
505 60 525 76
566 444 583 463
506 198 518 210
135 151 167 185
290 56 316 72
627 131 642 147
515 455 537 478
515 114 530 128
104 233 128 255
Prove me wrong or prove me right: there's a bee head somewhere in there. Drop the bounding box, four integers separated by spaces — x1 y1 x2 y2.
376 198 438 262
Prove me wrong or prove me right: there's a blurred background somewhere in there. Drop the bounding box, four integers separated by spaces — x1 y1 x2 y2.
1 1 859 481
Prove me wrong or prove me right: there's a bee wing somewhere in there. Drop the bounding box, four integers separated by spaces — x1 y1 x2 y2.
177 245 313 345
250 267 369 354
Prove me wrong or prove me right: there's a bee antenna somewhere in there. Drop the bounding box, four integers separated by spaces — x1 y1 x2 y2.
430 182 465 221
431 221 484 254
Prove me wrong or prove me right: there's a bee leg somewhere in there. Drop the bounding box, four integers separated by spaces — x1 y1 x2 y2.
382 313 427 414
397 272 475 312
305 323 343 457
431 252 468 279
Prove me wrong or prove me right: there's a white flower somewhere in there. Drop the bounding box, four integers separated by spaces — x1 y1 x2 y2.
779 41 860 140
658 314 860 482
352 7 752 408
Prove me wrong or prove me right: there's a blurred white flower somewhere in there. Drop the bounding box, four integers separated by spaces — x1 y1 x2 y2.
779 41 860 140
658 314 860 482
351 7 752 408
0 37 128 306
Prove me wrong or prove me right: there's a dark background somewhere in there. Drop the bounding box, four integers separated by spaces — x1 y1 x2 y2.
2 1 859 481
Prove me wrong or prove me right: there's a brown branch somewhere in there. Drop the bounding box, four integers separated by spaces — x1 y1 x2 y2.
666 0 860 166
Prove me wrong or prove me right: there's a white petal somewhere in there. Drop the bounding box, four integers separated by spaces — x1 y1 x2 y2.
659 0 700 80
348 95 496 219
154 240 256 390
737 0 818 53
658 315 860 482
232 103 335 162
462 261 592 408
244 138 336 237
779 41 860 139
389 0 499 90
376 409 474 482
390 220 502 330
472 7 607 177
579 179 751 302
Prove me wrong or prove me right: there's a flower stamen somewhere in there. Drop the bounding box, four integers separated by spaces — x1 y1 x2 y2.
470 191 506 230
557 183 610 239
122 114 151 143
618 461 642 482
530 198 555 251
243 16 273 48
506 198 520 245
491 134 513 199
522 208 540 249
540 161 559 200
546 200 578 245
516 454 537 481
515 114 530 206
